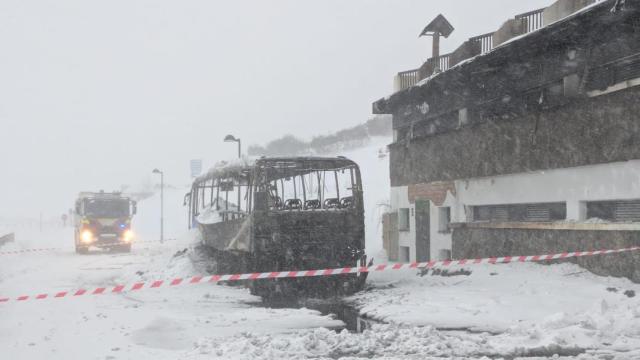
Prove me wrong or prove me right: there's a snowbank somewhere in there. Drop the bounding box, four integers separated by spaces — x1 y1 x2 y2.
182 261 640 359
186 324 494 360
349 262 640 356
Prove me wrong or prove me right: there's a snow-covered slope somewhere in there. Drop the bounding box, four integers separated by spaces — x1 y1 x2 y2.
315 136 391 258
133 184 192 243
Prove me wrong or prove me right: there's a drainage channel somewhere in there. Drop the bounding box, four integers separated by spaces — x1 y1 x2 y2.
248 297 382 333
248 298 591 359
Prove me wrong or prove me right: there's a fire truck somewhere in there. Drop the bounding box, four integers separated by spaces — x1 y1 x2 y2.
73 191 137 254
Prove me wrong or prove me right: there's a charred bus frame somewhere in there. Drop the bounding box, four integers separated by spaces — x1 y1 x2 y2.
186 157 367 298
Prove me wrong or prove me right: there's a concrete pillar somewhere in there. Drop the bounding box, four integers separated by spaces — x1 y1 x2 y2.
432 32 441 73
492 18 527 47
566 200 586 221
543 0 595 26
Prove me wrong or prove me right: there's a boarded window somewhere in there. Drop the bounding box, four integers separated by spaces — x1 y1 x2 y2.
472 202 566 222
586 200 640 222
398 208 410 231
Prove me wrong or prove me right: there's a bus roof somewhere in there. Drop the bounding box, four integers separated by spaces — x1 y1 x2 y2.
193 156 359 185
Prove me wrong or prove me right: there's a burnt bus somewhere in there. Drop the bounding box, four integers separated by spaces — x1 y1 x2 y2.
187 157 367 298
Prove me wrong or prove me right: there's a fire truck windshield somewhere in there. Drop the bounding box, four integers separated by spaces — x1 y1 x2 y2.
84 199 130 218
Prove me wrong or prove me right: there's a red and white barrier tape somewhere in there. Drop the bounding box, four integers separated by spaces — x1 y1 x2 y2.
1 246 638 304
0 238 177 256
0 247 59 256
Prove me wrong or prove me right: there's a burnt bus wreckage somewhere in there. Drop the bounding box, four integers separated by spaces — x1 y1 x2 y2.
186 157 368 298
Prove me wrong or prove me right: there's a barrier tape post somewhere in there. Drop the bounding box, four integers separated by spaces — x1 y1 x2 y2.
1 246 639 304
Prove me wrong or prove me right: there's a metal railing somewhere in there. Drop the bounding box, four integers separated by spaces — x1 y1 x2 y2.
439 54 451 71
395 68 421 91
515 8 545 33
425 53 452 72
394 53 453 91
469 32 495 55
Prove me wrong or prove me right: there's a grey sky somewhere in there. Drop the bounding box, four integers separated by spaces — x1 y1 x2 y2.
0 0 551 217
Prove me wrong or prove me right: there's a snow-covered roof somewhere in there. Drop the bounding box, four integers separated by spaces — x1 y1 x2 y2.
193 156 359 185
374 0 624 114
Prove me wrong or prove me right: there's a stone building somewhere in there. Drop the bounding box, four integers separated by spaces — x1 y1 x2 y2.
374 0 640 280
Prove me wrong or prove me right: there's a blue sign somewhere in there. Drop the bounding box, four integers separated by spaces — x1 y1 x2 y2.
190 159 202 178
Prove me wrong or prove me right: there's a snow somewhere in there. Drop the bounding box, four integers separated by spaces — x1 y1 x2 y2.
0 188 341 360
196 200 239 225
179 262 640 359
349 262 640 357
2 136 640 359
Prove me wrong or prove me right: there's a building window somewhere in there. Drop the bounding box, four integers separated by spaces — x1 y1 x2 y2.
472 202 566 222
438 207 451 233
398 208 410 231
586 200 640 222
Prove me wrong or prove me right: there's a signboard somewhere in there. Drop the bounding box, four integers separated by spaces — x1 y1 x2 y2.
190 159 203 178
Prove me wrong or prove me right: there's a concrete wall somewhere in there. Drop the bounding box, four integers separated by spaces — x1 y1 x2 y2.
453 160 640 221
492 18 527 47
390 186 416 262
449 40 481 68
543 0 595 25
452 227 640 282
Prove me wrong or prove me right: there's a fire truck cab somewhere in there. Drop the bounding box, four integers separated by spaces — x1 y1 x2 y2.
73 191 137 254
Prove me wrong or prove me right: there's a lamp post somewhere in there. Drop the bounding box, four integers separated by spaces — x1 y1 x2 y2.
152 168 164 243
224 134 241 159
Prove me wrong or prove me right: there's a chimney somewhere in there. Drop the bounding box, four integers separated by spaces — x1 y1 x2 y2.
419 14 454 74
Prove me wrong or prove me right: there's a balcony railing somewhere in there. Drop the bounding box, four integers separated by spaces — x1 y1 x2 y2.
515 8 545 33
469 32 494 55
394 53 452 91
395 68 421 92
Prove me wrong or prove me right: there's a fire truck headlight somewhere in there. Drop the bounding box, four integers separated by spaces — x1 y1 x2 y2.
123 230 134 243
80 230 93 244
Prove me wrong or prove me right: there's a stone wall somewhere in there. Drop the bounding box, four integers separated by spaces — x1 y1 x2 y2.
390 87 640 187
452 226 640 282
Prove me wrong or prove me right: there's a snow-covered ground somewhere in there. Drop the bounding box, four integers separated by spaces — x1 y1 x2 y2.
2 137 640 359
0 211 341 360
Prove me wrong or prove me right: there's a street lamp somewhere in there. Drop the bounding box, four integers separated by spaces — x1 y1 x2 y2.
224 134 241 159
152 168 164 243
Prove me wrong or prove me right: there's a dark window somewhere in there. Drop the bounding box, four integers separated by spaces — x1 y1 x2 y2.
398 208 410 231
586 200 640 222
438 207 451 233
472 202 566 222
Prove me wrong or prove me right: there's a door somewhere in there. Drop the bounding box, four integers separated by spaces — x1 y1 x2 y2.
383 212 399 261
415 200 431 262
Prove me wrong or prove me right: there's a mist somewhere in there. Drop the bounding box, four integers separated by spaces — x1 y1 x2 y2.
0 0 550 218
